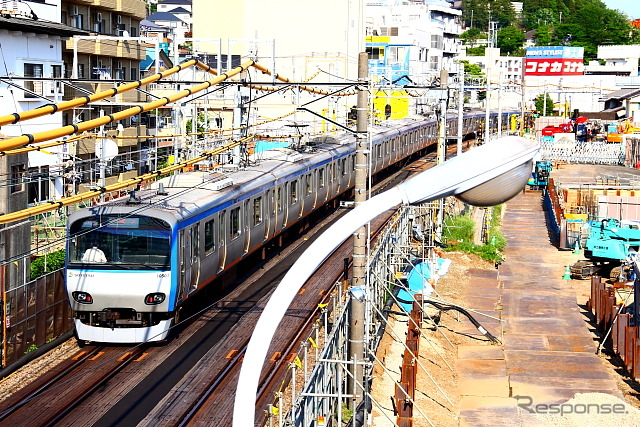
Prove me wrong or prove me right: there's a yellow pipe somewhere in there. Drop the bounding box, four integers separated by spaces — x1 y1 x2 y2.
0 60 255 153
0 59 199 127
0 136 253 225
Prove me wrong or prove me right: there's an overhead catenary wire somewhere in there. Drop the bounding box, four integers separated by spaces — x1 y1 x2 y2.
0 135 253 225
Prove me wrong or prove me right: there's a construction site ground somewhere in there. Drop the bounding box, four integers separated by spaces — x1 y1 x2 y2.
371 163 640 426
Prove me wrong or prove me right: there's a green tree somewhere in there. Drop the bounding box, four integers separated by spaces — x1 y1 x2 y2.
186 112 210 134
460 27 485 47
534 93 555 116
535 25 553 46
491 0 517 27
460 60 483 76
497 26 525 54
525 8 558 29
462 0 490 29
466 46 486 56
30 250 65 280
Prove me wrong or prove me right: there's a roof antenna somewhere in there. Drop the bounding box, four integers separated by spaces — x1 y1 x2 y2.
126 190 141 205
157 182 168 196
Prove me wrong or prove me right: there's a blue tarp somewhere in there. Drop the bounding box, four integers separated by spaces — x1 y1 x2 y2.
255 140 290 153
398 258 451 312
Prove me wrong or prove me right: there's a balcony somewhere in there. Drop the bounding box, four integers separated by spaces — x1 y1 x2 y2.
117 0 146 19
74 125 147 155
94 0 117 9
117 40 145 60
65 39 145 60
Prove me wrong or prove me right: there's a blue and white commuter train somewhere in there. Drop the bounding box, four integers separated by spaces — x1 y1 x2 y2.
65 111 512 344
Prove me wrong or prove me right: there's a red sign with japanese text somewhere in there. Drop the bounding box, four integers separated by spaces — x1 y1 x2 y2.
524 58 584 76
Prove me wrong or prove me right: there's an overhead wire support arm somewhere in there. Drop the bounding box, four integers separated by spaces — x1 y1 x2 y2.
242 84 292 104
0 78 53 102
296 107 363 135
60 80 113 102
299 83 358 107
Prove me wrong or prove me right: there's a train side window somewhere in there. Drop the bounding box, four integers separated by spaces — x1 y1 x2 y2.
351 155 356 171
305 173 312 195
192 225 199 262
377 145 382 159
204 219 215 254
385 141 389 155
290 180 298 204
318 167 325 188
277 187 283 212
230 207 241 239
340 158 347 176
253 197 262 226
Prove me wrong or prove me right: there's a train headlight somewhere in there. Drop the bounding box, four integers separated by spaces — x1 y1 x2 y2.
72 291 93 304
145 293 166 305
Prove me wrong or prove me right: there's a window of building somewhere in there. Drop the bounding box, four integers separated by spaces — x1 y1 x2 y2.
115 62 126 80
429 56 440 71
11 164 25 193
92 12 104 33
204 219 215 254
24 63 43 98
25 166 49 203
431 35 443 49
71 13 83 30
229 207 240 238
78 63 85 79
252 197 262 226
130 67 138 81
366 47 384 60
129 26 138 37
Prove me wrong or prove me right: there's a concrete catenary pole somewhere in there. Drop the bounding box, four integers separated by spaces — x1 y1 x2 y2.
457 63 464 156
349 51 369 412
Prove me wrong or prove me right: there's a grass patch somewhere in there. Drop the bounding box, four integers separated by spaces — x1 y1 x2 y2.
443 206 505 263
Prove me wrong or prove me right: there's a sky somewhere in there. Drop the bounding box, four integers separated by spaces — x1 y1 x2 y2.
601 0 640 20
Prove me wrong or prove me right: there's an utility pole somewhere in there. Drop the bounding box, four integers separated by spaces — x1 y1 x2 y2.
497 72 502 137
520 76 526 136
436 69 448 242
485 68 491 144
349 51 369 415
98 109 106 202
457 63 464 156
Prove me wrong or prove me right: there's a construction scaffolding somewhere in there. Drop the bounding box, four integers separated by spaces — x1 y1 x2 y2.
285 202 442 426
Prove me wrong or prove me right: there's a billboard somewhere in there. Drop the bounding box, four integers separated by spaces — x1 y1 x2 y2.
525 46 584 76
525 58 584 75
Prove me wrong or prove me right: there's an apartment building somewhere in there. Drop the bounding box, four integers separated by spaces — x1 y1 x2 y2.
60 0 149 190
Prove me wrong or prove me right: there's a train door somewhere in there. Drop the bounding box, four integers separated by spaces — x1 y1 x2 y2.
218 210 227 271
243 199 250 253
190 223 200 291
226 205 243 262
180 228 192 297
264 189 272 240
276 185 285 231
312 170 319 208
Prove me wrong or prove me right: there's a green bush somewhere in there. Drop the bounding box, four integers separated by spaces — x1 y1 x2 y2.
442 208 506 263
30 249 66 280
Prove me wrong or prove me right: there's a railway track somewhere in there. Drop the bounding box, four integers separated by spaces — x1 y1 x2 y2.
0 346 146 426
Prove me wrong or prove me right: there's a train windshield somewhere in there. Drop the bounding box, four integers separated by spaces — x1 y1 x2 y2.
68 215 171 269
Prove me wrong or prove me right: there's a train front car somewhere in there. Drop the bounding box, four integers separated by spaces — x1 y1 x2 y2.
66 209 176 344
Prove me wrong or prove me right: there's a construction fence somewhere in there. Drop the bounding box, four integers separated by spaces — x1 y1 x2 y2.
588 276 640 380
1 269 73 368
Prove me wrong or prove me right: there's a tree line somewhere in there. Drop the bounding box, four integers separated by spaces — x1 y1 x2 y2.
460 0 640 58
